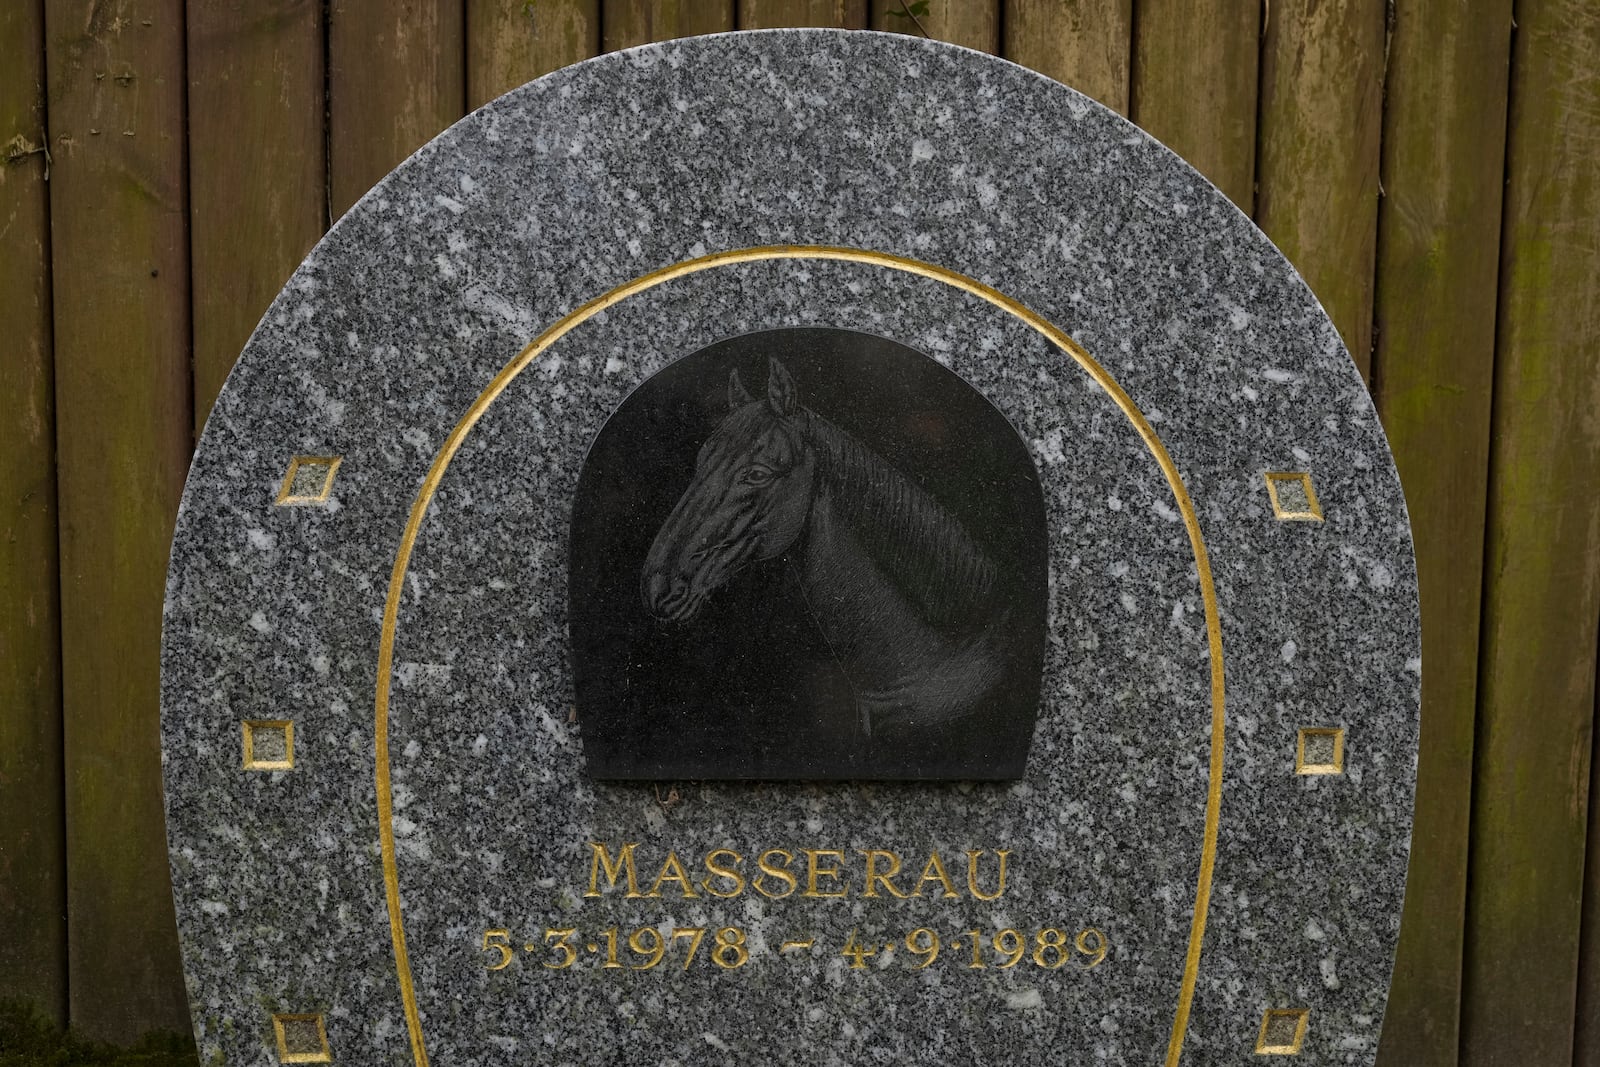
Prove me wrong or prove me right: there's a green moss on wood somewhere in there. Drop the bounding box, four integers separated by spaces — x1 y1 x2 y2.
0 1001 196 1067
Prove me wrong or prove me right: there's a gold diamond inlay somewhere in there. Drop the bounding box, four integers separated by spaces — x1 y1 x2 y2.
1296 727 1345 776
1264 471 1323 521
273 1013 331 1063
1255 1007 1309 1055
275 456 342 506
242 720 294 771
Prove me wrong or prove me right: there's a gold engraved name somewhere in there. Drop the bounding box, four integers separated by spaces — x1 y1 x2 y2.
583 843 1011 901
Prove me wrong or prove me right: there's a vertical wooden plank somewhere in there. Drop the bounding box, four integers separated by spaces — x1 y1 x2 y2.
43 0 193 1041
467 0 598 108
0 0 66 1025
602 0 734 51
1001 0 1130 115
1461 2 1600 1064
871 0 998 53
188 0 326 427
1130 0 1260 211
329 0 465 219
738 0 868 31
1254 0 1385 377
1368 4 1512 1066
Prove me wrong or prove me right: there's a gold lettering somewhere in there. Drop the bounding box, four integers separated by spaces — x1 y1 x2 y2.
861 849 909 898
803 849 847 898
966 849 1011 901
912 851 961 898
753 849 797 899
646 850 701 898
588 842 1011 902
585 841 643 898
701 848 747 898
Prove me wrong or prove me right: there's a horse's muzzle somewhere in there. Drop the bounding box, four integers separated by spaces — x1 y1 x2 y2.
643 569 695 622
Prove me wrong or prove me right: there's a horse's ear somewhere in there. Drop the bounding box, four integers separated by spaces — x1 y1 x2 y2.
728 369 755 410
767 358 797 416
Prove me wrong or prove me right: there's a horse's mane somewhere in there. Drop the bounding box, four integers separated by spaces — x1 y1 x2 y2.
803 411 998 628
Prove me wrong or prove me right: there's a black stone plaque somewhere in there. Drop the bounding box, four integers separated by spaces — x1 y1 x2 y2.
570 327 1048 779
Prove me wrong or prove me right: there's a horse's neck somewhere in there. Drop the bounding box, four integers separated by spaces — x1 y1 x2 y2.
797 490 1003 728
800 413 996 629
798 490 932 666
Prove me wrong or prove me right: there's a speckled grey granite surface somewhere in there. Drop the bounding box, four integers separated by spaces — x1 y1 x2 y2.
160 30 1419 1066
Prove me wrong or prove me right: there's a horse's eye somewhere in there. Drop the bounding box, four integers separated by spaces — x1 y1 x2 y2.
742 467 775 486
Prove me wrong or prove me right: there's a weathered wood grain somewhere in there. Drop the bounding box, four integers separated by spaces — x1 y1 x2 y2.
42 0 193 1041
1461 2 1600 1064
0 0 65 1025
872 0 998 53
468 0 598 108
1368 4 1512 1065
1255 0 1385 377
738 0 868 30
603 0 733 50
1002 0 1130 114
187 0 325 427
1130 0 1260 211
329 0 465 219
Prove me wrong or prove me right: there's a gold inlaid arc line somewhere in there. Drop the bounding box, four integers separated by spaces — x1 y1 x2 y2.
373 245 1227 1067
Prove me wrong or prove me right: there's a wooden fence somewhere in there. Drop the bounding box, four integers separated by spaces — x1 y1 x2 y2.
1 2 1597 1064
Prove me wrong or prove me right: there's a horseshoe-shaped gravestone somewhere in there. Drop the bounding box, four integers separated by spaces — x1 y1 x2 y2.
161 29 1419 1067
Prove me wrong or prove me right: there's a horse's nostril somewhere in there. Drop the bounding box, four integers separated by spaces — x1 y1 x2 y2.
645 570 691 611
644 568 697 620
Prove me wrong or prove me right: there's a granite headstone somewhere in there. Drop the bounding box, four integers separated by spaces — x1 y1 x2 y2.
161 29 1420 1066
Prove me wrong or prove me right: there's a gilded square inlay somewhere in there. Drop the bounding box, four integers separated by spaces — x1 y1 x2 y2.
275 456 342 506
272 1013 331 1063
1255 1007 1309 1055
1264 471 1323 522
1296 727 1345 776
242 720 294 771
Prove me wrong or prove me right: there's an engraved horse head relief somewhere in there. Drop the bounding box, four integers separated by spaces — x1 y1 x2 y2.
642 358 1017 739
569 329 1046 780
